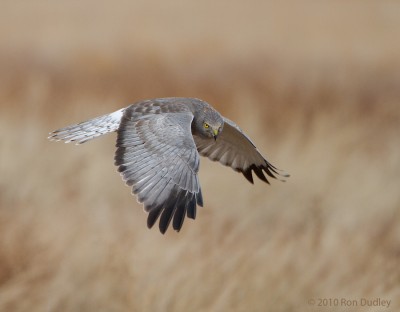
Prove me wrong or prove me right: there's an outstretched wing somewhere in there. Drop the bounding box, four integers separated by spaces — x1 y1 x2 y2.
193 118 289 184
115 106 203 234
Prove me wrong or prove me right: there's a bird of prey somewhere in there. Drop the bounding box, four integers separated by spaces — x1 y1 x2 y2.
49 97 288 234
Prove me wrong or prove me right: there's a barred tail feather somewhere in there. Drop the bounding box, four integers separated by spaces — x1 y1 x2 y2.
48 108 125 144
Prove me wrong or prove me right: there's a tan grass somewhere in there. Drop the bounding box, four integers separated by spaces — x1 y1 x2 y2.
1 1 400 311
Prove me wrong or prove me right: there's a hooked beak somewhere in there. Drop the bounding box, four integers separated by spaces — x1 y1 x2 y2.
212 128 219 141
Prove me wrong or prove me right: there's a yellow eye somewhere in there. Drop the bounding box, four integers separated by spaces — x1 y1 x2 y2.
204 123 209 128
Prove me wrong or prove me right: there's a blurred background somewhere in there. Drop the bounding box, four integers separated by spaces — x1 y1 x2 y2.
1 0 399 311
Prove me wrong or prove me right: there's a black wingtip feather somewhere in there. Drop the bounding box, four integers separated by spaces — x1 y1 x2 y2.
159 189 186 234
241 168 254 184
147 208 163 229
263 163 279 179
159 204 174 234
253 166 270 184
196 188 203 207
186 195 197 220
241 163 290 185
172 192 194 232
145 187 202 234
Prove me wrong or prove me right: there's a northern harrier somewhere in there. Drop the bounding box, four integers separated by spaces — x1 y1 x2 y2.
49 98 288 233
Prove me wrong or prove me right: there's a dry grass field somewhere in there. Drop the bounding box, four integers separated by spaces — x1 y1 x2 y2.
1 1 400 311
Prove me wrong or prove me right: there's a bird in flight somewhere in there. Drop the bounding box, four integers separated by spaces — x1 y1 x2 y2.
49 98 288 233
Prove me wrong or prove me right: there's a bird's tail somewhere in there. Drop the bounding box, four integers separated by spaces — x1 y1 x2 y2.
48 108 125 144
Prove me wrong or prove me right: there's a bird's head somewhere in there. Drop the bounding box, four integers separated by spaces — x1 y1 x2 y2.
199 109 224 140
191 100 224 140
202 120 223 140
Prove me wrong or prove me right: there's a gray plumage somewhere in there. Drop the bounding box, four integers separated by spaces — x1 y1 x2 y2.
49 97 288 234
